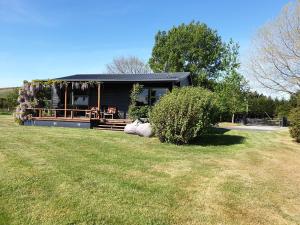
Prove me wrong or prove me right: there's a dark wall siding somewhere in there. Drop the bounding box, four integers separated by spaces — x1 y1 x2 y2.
50 81 175 118
101 83 132 118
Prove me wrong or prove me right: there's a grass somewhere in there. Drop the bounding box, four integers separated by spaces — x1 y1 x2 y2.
0 87 16 98
0 115 299 225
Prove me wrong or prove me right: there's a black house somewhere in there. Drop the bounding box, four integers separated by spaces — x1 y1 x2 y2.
26 72 192 129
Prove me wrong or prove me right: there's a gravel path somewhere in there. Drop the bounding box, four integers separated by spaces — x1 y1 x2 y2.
221 125 288 132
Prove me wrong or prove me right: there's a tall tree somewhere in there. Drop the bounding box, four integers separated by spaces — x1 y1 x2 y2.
248 0 300 94
217 72 249 123
106 56 152 74
149 21 239 88
5 88 19 111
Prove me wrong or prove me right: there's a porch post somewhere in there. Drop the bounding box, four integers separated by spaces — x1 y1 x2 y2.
97 82 101 118
64 83 68 118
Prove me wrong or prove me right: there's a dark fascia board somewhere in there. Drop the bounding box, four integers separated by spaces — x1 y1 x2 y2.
54 72 191 83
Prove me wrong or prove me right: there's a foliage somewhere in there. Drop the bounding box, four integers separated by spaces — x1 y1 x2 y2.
0 88 19 112
150 87 219 144
149 21 239 89
128 105 150 120
128 83 151 119
15 81 36 122
6 88 19 110
216 71 249 123
14 80 101 122
129 83 144 105
0 87 16 98
106 56 152 74
289 107 300 142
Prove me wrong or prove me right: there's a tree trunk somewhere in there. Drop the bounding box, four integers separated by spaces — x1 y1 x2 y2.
232 113 235 124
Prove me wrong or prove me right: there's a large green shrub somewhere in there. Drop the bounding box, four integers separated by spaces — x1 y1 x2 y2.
150 87 219 144
289 107 300 143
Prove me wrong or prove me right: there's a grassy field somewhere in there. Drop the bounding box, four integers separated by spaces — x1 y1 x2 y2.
0 87 15 98
0 115 299 225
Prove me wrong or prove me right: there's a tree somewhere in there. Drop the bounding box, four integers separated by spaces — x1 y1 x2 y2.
217 72 249 123
248 0 300 94
149 21 239 88
5 88 19 111
106 56 152 74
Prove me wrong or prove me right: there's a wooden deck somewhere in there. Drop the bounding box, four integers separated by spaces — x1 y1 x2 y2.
28 116 132 130
25 108 132 130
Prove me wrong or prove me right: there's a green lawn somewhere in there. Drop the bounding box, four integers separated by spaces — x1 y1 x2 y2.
0 88 15 98
0 115 299 225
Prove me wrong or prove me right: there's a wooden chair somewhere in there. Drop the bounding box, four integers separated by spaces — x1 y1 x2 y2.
104 106 117 119
86 107 99 119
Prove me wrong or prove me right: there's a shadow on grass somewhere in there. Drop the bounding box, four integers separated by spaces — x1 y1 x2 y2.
190 128 245 146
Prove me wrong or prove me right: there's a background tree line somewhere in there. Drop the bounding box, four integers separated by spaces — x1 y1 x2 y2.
0 88 19 113
107 20 297 123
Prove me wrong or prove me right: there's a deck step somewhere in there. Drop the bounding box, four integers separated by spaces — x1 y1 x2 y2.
94 127 124 131
102 119 132 124
98 124 126 128
94 118 131 131
102 122 127 126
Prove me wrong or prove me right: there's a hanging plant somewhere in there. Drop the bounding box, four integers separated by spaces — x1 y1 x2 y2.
81 82 89 91
74 82 80 89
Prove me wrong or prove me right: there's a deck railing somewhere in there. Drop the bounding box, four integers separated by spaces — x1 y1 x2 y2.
26 108 100 120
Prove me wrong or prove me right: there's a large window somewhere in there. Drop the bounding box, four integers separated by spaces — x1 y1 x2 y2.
73 95 89 106
136 89 149 105
150 88 168 105
136 88 168 106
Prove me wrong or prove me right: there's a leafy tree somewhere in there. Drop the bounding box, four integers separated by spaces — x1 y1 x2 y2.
106 56 152 74
217 72 249 123
5 88 19 111
149 21 239 88
247 92 277 118
289 107 300 142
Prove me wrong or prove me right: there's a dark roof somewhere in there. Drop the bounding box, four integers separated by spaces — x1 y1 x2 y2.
56 72 190 83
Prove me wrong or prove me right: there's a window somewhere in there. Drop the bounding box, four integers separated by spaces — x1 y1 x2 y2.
136 87 168 106
73 95 89 106
150 88 168 105
136 89 149 106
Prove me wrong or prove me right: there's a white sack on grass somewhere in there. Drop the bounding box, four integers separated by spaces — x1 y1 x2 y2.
135 123 153 137
124 120 140 134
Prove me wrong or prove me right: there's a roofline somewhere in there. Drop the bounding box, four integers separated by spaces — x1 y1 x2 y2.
56 78 182 82
34 72 191 84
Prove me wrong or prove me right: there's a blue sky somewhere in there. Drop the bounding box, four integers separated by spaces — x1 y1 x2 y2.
0 0 290 89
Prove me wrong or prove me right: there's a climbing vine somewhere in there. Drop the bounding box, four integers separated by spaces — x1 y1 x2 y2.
128 83 150 120
15 79 101 123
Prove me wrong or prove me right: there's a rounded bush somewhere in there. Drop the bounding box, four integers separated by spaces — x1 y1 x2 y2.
289 107 300 142
150 87 219 144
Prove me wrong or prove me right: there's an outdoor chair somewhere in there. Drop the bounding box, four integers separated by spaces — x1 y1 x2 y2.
86 107 99 119
103 106 118 119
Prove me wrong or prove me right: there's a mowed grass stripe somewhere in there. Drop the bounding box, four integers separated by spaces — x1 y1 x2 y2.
0 115 299 225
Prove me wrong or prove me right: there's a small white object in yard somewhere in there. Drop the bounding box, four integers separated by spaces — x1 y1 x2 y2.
124 120 140 134
135 123 153 137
